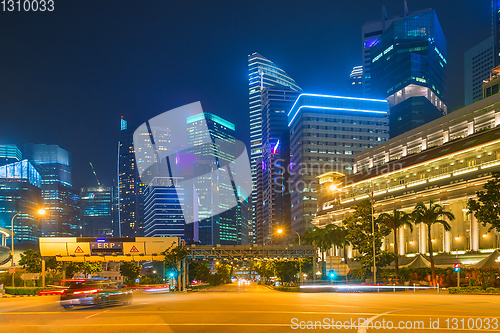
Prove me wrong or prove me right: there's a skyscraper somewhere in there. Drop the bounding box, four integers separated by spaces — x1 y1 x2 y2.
369 8 447 138
24 144 80 237
256 86 300 244
80 186 116 237
464 36 495 106
248 52 301 242
287 94 389 235
0 160 42 245
143 177 185 239
118 117 145 237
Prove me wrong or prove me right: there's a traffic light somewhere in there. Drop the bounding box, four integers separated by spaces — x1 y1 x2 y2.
454 263 461 272
329 270 336 280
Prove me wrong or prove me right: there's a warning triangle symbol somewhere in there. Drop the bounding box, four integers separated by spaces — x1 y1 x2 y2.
74 246 84 253
130 246 139 253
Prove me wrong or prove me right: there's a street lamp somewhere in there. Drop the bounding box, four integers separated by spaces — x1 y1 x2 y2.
10 209 45 287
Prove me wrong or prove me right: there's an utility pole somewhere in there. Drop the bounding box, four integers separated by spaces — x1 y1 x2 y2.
371 181 377 285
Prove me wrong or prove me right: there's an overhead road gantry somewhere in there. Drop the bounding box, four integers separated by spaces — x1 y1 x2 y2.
185 244 315 260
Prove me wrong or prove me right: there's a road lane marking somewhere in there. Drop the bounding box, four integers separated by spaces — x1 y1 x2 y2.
84 310 108 319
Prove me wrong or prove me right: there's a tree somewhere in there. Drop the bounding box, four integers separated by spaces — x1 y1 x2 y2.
377 209 413 280
190 262 210 283
326 224 351 264
163 245 188 290
304 227 334 278
412 200 455 284
120 262 141 285
216 263 233 284
343 199 394 271
19 249 41 273
467 171 500 232
274 260 299 284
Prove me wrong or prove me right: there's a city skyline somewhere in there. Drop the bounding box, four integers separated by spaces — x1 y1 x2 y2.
0 0 491 191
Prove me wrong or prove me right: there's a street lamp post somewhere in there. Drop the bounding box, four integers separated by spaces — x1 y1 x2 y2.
277 228 303 285
10 212 20 287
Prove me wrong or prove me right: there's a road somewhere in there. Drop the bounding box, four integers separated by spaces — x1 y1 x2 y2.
1 283 500 332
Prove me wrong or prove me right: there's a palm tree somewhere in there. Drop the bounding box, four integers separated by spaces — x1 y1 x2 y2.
411 200 455 284
377 209 413 280
304 227 332 279
325 224 351 264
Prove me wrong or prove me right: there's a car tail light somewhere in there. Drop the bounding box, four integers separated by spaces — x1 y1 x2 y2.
73 289 100 295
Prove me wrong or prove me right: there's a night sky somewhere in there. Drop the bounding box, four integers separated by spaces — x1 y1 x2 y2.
0 0 492 189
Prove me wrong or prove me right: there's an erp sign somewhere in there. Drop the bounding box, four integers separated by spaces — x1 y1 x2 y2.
90 242 123 250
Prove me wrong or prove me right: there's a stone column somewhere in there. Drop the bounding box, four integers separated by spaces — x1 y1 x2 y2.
419 223 427 254
443 230 451 253
381 237 386 251
470 214 479 251
398 228 405 256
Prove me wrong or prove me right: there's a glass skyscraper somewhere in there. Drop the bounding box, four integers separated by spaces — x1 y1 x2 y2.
80 186 116 237
369 9 447 138
287 94 389 235
24 144 80 237
248 52 301 242
118 117 145 237
256 86 300 244
0 144 22 167
0 160 42 245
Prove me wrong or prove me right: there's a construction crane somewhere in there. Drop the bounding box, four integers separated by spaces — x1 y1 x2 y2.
89 162 101 187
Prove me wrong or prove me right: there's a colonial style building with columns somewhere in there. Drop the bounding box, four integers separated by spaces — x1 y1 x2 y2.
313 92 500 260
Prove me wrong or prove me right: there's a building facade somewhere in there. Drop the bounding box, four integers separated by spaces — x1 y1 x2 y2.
80 186 116 237
314 93 500 257
464 35 495 106
370 8 447 138
118 117 145 237
288 93 389 236
248 52 302 242
24 144 80 237
0 160 42 245
143 177 185 239
0 144 22 167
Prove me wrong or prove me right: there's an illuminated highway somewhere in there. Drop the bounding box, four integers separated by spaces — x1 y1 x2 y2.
1 283 500 332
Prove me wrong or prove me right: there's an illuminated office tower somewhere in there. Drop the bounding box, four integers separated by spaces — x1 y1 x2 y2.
248 52 301 243
0 160 42 245
80 186 116 237
288 94 389 236
369 8 447 138
0 144 22 166
24 144 80 237
118 117 145 237
256 86 300 244
183 112 245 245
348 66 363 97
465 38 495 106
143 177 185 239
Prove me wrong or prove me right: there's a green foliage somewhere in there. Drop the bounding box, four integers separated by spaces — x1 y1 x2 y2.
274 260 299 284
412 200 455 285
467 171 500 232
119 262 141 283
190 262 210 283
274 286 300 292
18 249 41 273
5 287 51 295
216 263 233 284
344 199 393 270
448 286 500 294
253 261 275 281
140 268 163 285
65 262 102 278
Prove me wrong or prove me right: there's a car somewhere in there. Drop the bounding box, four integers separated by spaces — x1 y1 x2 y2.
60 279 132 309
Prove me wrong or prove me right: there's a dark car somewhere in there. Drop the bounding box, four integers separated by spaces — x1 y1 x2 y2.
60 279 132 309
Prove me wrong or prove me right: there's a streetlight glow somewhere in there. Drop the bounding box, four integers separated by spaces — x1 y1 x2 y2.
329 184 337 191
277 229 283 234
38 209 46 215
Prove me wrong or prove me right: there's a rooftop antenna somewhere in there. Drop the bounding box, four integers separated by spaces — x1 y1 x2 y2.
89 162 102 187
382 6 388 32
404 0 408 18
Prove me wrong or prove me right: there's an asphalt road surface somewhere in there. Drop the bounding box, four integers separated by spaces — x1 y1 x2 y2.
1 283 500 332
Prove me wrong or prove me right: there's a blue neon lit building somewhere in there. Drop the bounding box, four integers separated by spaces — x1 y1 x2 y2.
287 94 389 235
248 52 301 243
0 160 42 245
23 144 80 238
256 86 300 244
0 144 22 167
80 186 116 237
369 8 447 138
